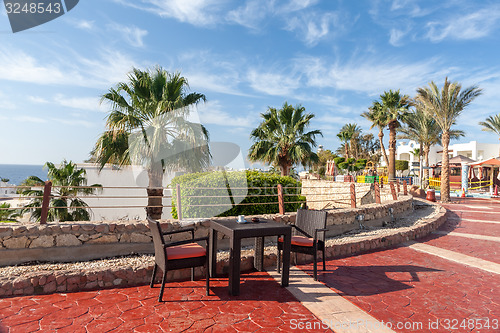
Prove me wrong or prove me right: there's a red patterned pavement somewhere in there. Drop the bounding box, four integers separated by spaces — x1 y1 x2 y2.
0 272 331 333
300 197 500 332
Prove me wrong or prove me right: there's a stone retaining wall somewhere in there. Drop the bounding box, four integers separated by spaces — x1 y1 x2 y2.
0 201 447 298
0 196 413 266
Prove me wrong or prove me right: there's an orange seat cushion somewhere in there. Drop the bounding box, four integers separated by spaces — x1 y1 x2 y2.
166 243 206 260
278 235 314 247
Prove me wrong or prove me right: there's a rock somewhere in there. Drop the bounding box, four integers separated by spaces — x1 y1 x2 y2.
87 235 119 244
3 236 28 249
130 232 151 243
29 235 54 248
56 234 82 247
78 234 90 242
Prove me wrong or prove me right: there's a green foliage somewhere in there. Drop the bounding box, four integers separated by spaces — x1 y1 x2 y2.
248 102 322 175
395 160 409 171
20 160 102 222
171 170 304 219
0 178 9 183
0 203 20 221
334 157 345 165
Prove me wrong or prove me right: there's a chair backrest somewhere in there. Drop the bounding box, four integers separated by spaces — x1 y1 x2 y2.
295 209 328 241
147 217 166 268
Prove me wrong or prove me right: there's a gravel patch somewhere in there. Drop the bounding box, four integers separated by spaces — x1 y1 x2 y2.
0 199 439 279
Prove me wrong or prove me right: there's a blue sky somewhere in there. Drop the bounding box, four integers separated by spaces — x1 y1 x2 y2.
1 0 500 165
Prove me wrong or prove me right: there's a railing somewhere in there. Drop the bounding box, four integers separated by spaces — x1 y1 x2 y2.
429 177 493 190
1 180 392 223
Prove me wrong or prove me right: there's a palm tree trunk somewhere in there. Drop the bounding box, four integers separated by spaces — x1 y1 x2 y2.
388 121 397 182
441 132 451 203
147 161 164 219
378 129 390 169
279 161 289 176
344 142 349 159
424 146 430 188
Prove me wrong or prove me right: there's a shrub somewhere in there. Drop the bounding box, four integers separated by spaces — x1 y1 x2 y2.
171 170 305 218
334 157 345 165
395 160 409 171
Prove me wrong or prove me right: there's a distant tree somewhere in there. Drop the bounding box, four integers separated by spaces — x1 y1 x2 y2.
479 113 500 155
20 160 102 222
362 101 390 168
380 90 411 182
248 102 322 176
92 67 209 219
313 149 337 174
0 203 20 221
336 123 361 159
416 78 482 202
0 178 9 183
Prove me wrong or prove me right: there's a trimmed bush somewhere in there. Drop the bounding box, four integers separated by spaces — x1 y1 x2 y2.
171 170 304 219
395 160 409 171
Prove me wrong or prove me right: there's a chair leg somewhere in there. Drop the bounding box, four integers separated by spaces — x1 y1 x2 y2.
191 267 195 281
313 250 318 281
277 247 281 273
150 264 158 288
205 256 210 296
322 248 326 271
158 269 167 302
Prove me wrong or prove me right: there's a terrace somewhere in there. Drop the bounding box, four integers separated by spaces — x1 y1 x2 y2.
0 182 499 332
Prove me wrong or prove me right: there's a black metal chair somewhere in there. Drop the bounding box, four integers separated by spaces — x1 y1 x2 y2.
148 217 210 301
277 209 328 280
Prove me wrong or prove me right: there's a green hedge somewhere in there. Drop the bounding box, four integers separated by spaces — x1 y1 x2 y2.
170 170 305 219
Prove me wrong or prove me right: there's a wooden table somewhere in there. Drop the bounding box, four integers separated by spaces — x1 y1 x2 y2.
209 219 292 296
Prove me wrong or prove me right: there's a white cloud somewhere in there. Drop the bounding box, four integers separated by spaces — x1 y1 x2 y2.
285 12 338 46
108 23 148 47
426 6 500 42
295 56 451 95
53 94 104 112
51 118 95 128
14 116 47 123
67 18 95 30
389 28 408 46
226 0 271 29
196 101 254 128
247 69 300 96
28 96 49 104
0 47 138 89
114 0 226 26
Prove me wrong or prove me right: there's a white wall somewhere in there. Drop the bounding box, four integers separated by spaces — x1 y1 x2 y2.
80 164 175 221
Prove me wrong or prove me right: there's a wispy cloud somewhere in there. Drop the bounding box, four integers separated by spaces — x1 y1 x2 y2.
0 47 139 89
114 0 226 26
107 22 148 47
53 94 103 112
285 11 345 46
425 6 500 42
295 55 452 95
226 0 271 29
14 116 47 123
51 118 95 128
389 28 409 46
67 18 95 30
196 101 255 128
247 69 300 96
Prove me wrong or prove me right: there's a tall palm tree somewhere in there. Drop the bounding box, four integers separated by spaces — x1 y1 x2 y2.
362 101 390 168
248 102 322 176
479 113 500 155
20 161 101 222
380 90 411 182
336 131 351 159
416 78 482 202
93 67 209 219
399 107 464 188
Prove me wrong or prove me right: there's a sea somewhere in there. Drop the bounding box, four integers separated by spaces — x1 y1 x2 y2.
0 164 48 185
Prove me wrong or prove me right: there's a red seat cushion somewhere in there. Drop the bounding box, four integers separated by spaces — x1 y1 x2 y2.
166 243 206 260
278 235 314 247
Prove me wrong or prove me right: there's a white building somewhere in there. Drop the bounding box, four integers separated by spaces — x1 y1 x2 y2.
382 140 500 174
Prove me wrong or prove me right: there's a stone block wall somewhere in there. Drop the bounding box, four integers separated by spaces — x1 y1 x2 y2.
301 179 374 209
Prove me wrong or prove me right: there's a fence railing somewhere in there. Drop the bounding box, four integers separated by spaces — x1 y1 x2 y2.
0 179 406 223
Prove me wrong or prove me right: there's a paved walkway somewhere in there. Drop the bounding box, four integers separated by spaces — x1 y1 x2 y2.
1 197 499 332
0 271 331 332
297 197 500 332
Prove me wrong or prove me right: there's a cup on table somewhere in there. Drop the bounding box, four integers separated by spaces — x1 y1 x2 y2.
237 215 245 223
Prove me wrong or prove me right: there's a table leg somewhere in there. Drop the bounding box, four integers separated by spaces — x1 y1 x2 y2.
254 237 265 271
209 229 217 278
281 232 291 287
228 236 241 296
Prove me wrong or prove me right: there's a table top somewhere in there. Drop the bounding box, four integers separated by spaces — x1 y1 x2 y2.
210 219 291 238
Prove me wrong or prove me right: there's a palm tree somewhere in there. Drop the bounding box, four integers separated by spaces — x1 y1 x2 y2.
336 131 351 159
380 90 411 182
0 203 20 221
362 101 390 168
416 78 482 202
20 161 101 222
479 113 500 155
248 102 322 176
399 106 464 188
93 67 209 219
